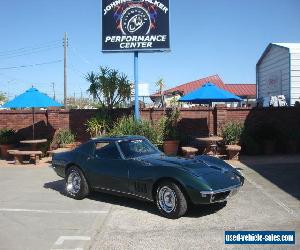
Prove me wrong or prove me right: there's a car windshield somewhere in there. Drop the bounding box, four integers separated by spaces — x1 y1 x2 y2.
118 139 160 158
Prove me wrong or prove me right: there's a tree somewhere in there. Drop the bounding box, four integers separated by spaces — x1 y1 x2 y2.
155 78 165 108
86 67 131 111
0 91 8 104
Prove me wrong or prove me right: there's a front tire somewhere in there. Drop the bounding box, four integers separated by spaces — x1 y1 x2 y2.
156 181 188 219
65 166 89 200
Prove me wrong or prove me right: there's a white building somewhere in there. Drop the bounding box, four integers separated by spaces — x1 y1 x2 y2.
256 43 300 106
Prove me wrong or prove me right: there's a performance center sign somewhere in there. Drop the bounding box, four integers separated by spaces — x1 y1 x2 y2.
102 0 170 52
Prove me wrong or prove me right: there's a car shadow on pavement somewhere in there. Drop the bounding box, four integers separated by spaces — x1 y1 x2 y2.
89 192 227 218
240 158 300 200
43 179 227 218
44 179 67 196
187 202 227 218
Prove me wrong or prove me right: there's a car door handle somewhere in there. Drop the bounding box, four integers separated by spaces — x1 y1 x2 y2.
87 156 94 161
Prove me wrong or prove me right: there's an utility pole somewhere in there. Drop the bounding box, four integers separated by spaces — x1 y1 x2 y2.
63 32 68 108
51 82 56 100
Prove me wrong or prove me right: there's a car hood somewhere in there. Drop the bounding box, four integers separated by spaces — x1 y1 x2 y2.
139 154 243 190
139 154 238 176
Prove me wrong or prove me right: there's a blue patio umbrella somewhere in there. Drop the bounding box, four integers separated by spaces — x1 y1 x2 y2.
178 82 243 103
178 83 242 135
2 87 62 139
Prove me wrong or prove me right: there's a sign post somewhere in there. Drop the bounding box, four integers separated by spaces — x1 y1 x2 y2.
134 51 140 120
102 0 170 119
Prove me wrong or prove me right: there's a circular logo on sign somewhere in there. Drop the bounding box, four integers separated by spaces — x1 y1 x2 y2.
120 6 151 35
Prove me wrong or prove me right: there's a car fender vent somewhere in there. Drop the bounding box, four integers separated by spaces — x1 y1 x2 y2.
134 182 147 194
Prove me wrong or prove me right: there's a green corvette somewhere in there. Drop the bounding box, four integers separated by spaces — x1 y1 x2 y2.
52 136 244 219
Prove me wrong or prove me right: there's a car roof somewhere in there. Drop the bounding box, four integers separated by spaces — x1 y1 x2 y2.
91 135 146 143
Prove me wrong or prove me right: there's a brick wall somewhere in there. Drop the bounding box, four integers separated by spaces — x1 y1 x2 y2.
69 109 132 141
0 109 69 141
0 108 132 142
0 107 299 148
141 107 215 137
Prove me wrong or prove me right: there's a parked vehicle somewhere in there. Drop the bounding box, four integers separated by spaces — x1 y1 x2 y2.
51 136 244 219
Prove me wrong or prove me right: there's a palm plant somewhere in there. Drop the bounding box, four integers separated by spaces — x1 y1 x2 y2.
155 78 165 108
86 67 131 110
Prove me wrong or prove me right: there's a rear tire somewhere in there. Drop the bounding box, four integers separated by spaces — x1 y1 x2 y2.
156 181 188 219
65 166 89 200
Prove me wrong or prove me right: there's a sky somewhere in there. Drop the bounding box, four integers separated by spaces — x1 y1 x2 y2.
0 0 300 101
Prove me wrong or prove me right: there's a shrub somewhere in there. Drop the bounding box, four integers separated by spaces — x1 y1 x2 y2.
85 114 111 138
0 128 16 145
241 135 261 155
108 116 165 146
55 129 76 146
221 122 244 145
163 107 180 140
252 123 279 142
241 122 283 154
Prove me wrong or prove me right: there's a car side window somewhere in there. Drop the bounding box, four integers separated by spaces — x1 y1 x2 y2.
94 142 121 160
76 142 94 156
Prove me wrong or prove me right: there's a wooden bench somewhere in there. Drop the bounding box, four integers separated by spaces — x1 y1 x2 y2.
8 150 43 165
181 147 198 158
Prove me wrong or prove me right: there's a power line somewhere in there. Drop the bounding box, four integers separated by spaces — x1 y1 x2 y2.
0 59 63 70
0 43 61 57
0 39 61 56
69 63 86 77
69 46 96 67
0 45 62 60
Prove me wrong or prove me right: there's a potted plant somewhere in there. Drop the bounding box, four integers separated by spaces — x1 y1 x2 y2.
0 128 16 159
162 108 180 156
56 129 76 149
221 122 243 160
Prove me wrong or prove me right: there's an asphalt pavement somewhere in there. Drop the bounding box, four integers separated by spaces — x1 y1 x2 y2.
0 156 299 250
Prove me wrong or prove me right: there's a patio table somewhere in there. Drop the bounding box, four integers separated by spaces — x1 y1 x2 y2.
196 136 223 155
20 139 47 151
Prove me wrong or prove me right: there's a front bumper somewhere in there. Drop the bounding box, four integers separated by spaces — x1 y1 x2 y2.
199 184 242 203
190 178 244 205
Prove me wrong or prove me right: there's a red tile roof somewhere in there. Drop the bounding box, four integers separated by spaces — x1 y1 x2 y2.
224 84 256 98
151 75 256 98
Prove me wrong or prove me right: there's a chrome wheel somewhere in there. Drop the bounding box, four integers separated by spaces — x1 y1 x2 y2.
66 171 81 194
158 186 176 213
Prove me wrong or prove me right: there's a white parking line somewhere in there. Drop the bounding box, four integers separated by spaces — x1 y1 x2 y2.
51 249 83 250
227 162 298 218
237 173 298 218
54 236 91 245
0 208 108 214
243 172 297 218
